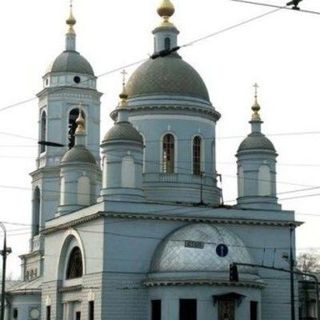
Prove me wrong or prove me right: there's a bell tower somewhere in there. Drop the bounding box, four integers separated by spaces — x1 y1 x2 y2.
29 3 102 252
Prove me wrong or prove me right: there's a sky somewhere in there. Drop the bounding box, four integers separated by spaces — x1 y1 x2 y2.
1 0 320 278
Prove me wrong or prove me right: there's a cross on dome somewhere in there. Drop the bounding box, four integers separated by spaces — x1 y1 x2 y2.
66 0 76 33
251 82 261 121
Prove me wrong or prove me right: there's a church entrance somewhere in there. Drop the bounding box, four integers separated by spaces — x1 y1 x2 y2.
63 301 81 320
213 292 245 320
218 300 235 320
75 311 81 320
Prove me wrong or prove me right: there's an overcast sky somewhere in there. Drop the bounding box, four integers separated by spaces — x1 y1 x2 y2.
1 0 320 278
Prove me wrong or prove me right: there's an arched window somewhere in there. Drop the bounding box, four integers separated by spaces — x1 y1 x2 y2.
32 187 40 236
164 37 171 50
66 247 83 279
68 109 86 149
162 134 175 174
193 136 201 175
40 111 47 153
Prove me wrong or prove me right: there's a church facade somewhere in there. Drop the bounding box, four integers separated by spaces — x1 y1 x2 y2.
6 1 300 320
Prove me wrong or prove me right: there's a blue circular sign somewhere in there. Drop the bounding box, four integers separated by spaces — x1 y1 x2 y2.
216 244 228 257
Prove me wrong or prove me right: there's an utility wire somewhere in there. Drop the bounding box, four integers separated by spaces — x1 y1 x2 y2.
0 5 284 113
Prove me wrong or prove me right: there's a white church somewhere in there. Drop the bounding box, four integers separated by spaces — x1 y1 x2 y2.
6 1 300 319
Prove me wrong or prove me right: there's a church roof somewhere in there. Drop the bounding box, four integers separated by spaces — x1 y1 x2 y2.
47 50 94 76
61 145 96 164
151 223 255 274
102 121 143 144
238 132 276 153
126 55 210 101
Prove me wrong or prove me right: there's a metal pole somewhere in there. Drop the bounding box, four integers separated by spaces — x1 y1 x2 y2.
200 171 204 204
289 224 296 320
0 223 7 320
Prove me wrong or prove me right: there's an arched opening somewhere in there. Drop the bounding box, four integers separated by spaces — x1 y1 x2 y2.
66 246 83 279
68 108 86 149
193 136 201 175
258 165 272 196
238 166 244 197
77 176 91 205
40 111 47 153
162 134 175 174
121 156 135 188
164 37 171 50
32 187 40 236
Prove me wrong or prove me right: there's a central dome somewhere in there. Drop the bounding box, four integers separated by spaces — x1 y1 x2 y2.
126 55 210 101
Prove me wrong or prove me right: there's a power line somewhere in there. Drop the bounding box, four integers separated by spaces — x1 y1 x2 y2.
0 5 285 114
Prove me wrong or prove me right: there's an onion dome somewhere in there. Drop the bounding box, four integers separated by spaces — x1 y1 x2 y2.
61 110 96 164
126 55 210 101
238 134 275 152
102 122 143 144
151 223 254 273
61 146 96 164
157 0 175 20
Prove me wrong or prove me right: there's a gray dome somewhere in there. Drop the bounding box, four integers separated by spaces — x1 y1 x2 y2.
47 50 94 75
238 133 276 153
151 223 253 273
126 55 210 101
103 122 143 144
61 145 96 164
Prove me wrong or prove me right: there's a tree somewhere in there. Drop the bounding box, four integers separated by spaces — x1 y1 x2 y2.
296 251 320 274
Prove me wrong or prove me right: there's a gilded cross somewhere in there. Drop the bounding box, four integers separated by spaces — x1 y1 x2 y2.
253 82 259 98
121 70 128 88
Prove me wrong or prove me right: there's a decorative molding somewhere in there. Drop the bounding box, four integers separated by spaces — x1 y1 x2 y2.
144 278 265 289
42 209 301 235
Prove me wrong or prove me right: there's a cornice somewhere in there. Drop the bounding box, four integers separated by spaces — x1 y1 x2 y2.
144 278 265 289
111 104 221 122
42 210 301 235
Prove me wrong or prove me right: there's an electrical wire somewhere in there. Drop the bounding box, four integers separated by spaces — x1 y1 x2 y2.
0 5 285 114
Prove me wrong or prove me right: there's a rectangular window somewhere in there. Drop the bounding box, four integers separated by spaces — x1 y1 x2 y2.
76 311 81 320
179 299 197 320
89 301 94 320
13 308 18 319
46 306 51 320
151 300 161 320
250 301 258 320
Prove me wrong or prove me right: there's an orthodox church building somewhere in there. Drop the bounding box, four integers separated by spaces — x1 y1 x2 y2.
6 1 300 319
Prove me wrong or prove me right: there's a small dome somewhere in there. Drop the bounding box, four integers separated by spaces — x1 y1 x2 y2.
47 51 94 75
102 122 143 144
238 133 276 153
126 55 210 101
61 145 96 164
151 223 254 273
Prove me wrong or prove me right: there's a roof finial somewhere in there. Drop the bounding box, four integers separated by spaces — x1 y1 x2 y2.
157 0 175 25
119 70 128 108
66 0 76 34
251 83 261 121
75 104 85 134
